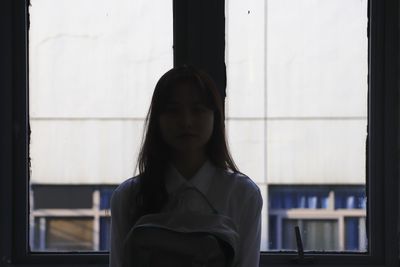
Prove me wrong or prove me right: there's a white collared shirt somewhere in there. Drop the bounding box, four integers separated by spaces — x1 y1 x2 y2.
110 161 263 267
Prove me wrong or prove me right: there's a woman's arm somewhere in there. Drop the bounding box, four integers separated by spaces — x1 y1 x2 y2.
237 189 263 267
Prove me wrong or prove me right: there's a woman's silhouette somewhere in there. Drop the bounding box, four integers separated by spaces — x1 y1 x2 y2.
110 66 262 267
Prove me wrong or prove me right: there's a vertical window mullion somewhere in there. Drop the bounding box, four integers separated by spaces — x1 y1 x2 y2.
173 0 226 98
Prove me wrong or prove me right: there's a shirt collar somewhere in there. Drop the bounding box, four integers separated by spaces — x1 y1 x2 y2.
165 160 216 196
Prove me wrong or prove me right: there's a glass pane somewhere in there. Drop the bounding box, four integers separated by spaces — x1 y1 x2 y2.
100 217 111 251
345 217 367 251
226 0 368 252
282 219 339 251
46 218 94 251
29 0 173 251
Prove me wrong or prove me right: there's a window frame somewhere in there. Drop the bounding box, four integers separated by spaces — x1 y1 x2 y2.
1 0 398 266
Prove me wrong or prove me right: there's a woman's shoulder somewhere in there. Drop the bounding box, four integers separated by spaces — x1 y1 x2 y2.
115 175 140 191
216 168 261 195
111 175 141 205
213 168 263 213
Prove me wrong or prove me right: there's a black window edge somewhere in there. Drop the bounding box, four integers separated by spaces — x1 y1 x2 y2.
0 0 14 265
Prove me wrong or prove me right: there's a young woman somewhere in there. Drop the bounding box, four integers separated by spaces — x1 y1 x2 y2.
110 66 263 267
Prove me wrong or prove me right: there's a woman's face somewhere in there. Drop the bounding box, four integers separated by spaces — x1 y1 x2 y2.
159 82 214 155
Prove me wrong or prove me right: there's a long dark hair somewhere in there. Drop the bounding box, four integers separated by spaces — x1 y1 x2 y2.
132 65 238 220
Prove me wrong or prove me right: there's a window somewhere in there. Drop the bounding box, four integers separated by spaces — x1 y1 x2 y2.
268 186 367 251
225 0 368 253
30 185 116 251
28 0 173 253
1 0 399 266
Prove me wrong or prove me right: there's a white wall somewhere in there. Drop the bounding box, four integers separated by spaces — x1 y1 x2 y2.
29 0 173 184
226 0 368 185
30 0 368 187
